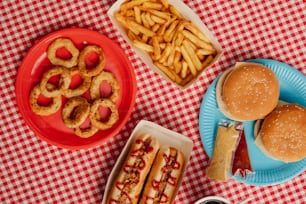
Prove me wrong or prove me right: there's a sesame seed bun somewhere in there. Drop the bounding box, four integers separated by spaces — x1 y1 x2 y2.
254 104 306 162
216 62 280 121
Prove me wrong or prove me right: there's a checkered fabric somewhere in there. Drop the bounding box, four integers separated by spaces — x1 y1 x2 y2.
1 0 305 203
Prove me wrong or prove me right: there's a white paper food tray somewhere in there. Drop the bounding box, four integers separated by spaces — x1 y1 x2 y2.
107 0 223 89
102 120 193 204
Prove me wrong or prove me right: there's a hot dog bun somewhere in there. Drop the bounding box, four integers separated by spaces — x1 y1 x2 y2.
139 146 184 204
254 103 306 162
216 62 280 121
107 134 160 204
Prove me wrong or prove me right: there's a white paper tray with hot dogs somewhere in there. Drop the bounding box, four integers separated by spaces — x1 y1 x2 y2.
102 120 193 203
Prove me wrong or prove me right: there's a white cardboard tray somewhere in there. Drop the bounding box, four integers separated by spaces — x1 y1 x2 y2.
107 0 222 89
102 120 193 203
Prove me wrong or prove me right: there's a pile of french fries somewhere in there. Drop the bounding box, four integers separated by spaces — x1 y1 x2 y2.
115 0 217 86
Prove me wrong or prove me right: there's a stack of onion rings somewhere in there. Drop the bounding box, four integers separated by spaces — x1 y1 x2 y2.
29 37 121 139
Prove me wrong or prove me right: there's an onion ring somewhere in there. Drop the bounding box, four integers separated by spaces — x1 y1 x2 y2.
61 68 91 98
62 96 90 128
47 38 79 68
29 84 62 116
89 98 119 130
78 45 106 77
39 67 70 97
90 71 120 102
74 124 99 138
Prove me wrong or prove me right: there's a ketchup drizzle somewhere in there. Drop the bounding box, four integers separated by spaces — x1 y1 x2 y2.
144 150 181 203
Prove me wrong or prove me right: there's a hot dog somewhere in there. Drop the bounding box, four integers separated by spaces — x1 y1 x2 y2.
139 146 185 204
107 134 160 204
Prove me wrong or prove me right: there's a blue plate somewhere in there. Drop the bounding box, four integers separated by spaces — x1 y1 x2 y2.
199 59 306 186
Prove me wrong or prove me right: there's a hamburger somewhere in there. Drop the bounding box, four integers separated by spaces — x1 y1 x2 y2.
254 103 306 162
216 62 280 121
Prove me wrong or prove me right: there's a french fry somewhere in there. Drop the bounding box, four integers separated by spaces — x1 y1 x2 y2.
133 40 154 52
154 62 183 84
164 20 179 42
159 0 169 8
134 6 141 24
151 15 166 24
197 48 215 56
169 5 182 18
181 61 188 78
152 36 161 60
114 12 127 25
174 60 182 74
182 21 211 43
182 40 202 71
182 30 215 52
154 62 175 81
145 12 155 27
141 12 150 28
202 55 214 69
126 19 155 36
120 0 150 11
127 30 140 41
159 43 172 64
180 45 197 76
147 9 171 20
151 23 160 32
167 47 176 66
142 2 163 10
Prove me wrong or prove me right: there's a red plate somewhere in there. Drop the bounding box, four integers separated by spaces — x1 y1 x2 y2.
16 28 137 150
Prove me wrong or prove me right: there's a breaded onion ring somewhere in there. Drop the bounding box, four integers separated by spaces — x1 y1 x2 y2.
29 84 62 116
90 71 120 102
61 68 91 98
89 98 119 130
78 45 106 77
47 38 79 68
40 67 70 97
74 124 99 138
62 97 90 128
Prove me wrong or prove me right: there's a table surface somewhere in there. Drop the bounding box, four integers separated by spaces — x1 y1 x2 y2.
1 1 305 203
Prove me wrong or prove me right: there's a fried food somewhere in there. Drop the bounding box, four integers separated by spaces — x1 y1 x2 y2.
89 98 119 130
39 66 70 97
90 71 120 102
29 84 62 116
61 68 91 98
47 38 79 68
62 97 90 128
114 0 217 86
74 123 99 138
78 45 106 77
30 37 120 139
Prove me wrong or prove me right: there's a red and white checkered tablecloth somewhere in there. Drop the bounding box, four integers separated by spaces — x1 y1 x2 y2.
1 0 305 203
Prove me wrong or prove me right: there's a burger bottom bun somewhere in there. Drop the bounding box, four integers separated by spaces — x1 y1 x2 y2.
255 104 306 163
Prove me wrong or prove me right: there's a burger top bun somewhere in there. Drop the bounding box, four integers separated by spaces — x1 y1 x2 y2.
216 62 280 121
254 104 306 163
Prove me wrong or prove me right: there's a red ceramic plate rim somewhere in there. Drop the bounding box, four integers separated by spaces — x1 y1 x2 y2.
15 28 137 150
